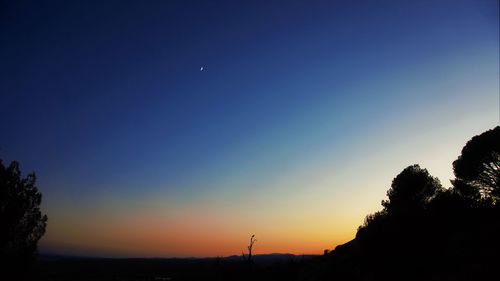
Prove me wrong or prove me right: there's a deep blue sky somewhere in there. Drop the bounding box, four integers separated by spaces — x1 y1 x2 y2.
1 0 498 257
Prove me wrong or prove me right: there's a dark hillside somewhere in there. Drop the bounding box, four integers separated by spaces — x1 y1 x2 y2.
298 127 500 281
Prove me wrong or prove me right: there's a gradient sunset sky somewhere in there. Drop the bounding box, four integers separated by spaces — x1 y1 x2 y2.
1 0 499 257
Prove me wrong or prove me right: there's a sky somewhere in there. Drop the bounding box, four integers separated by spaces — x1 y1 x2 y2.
0 0 498 257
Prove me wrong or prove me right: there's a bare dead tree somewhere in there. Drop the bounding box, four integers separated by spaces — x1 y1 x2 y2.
242 234 257 264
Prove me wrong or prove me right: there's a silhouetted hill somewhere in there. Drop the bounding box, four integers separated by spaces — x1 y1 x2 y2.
40 252 317 263
296 132 500 281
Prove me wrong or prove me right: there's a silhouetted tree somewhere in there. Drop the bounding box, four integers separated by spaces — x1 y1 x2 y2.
242 235 257 264
0 160 47 275
382 164 442 215
453 126 500 201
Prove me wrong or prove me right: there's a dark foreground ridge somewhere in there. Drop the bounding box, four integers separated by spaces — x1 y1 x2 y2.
33 254 317 281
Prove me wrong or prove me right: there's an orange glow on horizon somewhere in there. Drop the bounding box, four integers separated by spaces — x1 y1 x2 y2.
40 203 359 257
